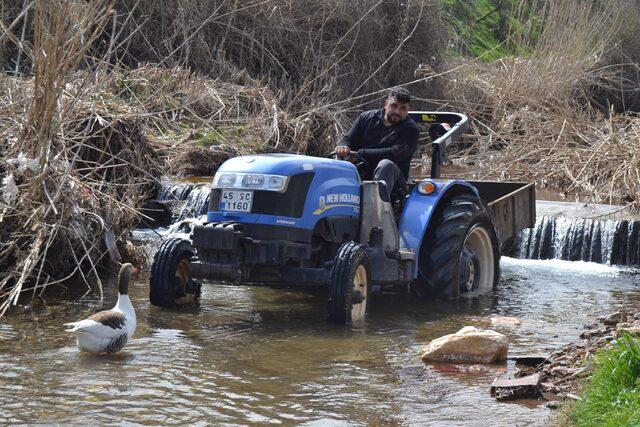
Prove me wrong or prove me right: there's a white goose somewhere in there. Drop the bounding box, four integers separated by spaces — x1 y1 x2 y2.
65 263 137 354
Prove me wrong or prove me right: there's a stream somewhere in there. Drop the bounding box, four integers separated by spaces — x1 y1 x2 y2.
1 257 639 425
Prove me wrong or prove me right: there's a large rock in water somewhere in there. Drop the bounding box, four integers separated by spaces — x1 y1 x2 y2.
421 326 509 364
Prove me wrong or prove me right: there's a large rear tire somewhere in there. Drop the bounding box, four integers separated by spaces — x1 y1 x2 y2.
412 193 500 299
150 238 201 307
327 242 371 325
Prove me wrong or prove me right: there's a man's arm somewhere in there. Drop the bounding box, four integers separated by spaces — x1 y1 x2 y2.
357 126 419 164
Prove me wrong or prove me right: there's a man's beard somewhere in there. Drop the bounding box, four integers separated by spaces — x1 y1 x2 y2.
387 113 401 124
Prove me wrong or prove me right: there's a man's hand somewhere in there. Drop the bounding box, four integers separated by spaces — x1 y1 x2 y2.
335 146 351 157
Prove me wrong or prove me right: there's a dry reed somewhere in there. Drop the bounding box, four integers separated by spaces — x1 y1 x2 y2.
434 0 640 206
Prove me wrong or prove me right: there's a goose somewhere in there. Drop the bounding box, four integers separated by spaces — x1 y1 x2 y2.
65 263 137 354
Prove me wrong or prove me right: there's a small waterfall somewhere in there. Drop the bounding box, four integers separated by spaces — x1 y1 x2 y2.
516 215 640 266
157 182 211 221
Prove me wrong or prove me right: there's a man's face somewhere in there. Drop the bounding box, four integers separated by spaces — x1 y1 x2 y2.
384 96 410 125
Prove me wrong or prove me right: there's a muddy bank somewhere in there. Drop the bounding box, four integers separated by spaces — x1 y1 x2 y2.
493 307 640 406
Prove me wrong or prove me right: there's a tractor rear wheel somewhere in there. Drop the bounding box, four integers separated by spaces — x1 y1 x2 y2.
327 242 371 324
150 238 201 307
412 193 500 299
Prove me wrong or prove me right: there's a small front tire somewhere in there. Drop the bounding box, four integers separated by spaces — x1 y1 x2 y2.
150 238 201 307
327 242 371 324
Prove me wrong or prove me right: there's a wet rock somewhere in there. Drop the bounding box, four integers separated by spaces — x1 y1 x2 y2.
550 366 579 377
490 316 522 327
491 373 542 400
540 382 559 393
509 354 549 367
545 401 562 409
553 355 575 364
602 311 626 326
427 363 495 375
580 328 605 339
421 326 509 364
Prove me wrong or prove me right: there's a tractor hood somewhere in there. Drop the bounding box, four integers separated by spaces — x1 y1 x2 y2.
216 153 358 176
208 153 362 230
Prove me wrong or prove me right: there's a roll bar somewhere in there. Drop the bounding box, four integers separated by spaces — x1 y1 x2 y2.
408 111 468 179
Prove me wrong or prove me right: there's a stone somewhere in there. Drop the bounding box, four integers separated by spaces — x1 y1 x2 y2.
602 311 626 326
508 354 549 367
540 382 559 393
617 326 640 336
491 316 522 327
421 326 509 364
491 373 542 400
550 366 577 377
545 401 562 409
580 328 605 339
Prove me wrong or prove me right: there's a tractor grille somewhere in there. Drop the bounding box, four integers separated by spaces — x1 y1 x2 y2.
208 172 315 218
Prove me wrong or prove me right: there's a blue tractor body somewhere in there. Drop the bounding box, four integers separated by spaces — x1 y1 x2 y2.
207 153 481 280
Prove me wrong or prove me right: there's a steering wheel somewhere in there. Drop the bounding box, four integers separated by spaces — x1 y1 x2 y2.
327 150 370 174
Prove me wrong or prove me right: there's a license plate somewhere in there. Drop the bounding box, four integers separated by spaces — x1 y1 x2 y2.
220 190 253 212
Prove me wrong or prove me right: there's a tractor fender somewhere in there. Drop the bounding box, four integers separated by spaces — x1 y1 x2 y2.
397 180 481 278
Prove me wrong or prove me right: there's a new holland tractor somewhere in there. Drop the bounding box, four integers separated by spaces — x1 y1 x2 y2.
149 112 536 324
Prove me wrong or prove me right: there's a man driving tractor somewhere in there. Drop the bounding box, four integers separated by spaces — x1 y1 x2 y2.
335 86 420 197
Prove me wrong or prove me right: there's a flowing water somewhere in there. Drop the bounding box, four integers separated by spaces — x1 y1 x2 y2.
2 258 640 425
517 215 640 266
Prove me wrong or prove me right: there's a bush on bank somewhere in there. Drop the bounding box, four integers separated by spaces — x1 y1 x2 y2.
570 334 640 427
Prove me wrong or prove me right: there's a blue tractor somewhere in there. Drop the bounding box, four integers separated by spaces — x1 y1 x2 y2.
149 112 536 324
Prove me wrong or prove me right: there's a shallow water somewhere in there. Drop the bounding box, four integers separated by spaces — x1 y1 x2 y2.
1 258 640 426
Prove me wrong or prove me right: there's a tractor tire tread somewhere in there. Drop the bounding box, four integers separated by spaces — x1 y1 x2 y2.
150 237 194 307
328 242 369 324
413 193 499 299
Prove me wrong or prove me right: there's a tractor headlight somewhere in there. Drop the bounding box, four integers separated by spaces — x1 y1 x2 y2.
215 173 237 188
212 172 289 192
242 174 265 188
267 175 287 191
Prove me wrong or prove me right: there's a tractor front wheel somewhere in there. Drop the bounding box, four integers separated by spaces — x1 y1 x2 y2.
327 242 371 325
150 238 202 307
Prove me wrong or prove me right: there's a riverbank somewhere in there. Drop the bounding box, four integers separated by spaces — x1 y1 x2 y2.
512 307 640 425
568 332 640 426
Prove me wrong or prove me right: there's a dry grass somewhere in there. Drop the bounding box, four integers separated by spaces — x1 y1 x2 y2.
432 0 640 206
0 1 369 312
0 0 157 314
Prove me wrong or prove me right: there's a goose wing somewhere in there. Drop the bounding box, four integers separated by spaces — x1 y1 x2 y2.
64 310 127 338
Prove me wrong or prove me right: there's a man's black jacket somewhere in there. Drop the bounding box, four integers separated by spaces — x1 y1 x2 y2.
337 109 420 178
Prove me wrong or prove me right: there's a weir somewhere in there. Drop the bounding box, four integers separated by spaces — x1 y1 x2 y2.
157 182 210 221
515 215 640 266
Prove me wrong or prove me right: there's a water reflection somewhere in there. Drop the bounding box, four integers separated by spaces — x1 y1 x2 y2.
1 258 639 425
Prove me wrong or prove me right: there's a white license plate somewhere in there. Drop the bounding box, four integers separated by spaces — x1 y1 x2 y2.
220 190 253 212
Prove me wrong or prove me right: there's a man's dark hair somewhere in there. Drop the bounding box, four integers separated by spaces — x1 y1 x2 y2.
388 86 411 104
